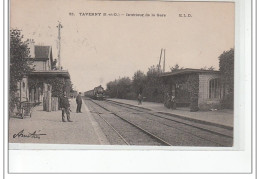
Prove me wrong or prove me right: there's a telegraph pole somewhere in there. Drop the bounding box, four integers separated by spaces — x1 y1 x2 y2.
57 21 63 70
158 48 163 72
163 49 166 72
158 48 166 73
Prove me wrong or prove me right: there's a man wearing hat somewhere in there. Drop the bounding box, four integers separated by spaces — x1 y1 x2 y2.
76 92 82 113
60 91 72 122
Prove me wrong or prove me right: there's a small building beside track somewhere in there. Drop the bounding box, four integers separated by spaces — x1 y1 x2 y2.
160 69 223 111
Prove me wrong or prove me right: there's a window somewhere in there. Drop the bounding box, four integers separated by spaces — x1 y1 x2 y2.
209 78 221 99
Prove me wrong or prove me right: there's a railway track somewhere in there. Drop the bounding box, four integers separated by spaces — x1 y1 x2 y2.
105 100 233 138
86 99 172 146
94 99 233 146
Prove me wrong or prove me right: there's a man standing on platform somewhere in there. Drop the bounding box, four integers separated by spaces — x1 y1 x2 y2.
60 91 72 122
137 93 143 105
76 92 82 113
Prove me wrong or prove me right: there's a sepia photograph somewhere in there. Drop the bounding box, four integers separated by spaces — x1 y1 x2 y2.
8 0 235 148
5 0 256 175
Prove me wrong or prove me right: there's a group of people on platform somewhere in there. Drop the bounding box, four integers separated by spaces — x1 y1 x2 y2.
59 91 83 122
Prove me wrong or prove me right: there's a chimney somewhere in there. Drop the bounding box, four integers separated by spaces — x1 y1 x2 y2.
26 39 35 58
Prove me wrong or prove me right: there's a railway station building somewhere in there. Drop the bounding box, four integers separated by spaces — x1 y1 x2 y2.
160 69 224 111
15 40 70 112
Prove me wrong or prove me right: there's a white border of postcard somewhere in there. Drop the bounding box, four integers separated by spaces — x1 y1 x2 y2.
3 0 256 176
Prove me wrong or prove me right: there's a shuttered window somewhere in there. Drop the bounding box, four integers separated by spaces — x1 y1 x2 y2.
209 78 221 99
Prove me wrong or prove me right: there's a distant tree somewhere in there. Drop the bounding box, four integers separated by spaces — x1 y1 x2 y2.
106 77 133 99
132 70 146 95
143 65 164 102
9 29 34 113
208 66 215 71
147 65 160 76
117 77 132 99
200 66 215 70
219 48 234 109
106 80 118 98
170 63 183 72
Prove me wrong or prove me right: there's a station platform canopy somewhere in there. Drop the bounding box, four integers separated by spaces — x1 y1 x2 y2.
159 68 220 78
29 70 70 79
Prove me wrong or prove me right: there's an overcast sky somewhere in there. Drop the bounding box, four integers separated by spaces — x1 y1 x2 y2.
11 0 234 92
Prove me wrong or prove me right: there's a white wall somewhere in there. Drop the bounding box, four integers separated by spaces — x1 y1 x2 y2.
32 61 46 71
198 73 221 110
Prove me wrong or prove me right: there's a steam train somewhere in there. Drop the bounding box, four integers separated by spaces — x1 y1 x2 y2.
84 85 105 100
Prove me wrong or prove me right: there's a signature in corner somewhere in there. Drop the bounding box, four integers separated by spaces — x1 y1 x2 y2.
13 129 46 139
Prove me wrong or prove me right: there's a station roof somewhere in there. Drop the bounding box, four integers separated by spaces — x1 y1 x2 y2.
29 70 70 79
160 68 220 77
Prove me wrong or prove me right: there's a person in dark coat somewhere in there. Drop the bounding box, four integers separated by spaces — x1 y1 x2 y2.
170 95 176 109
164 93 171 108
76 92 82 113
60 91 72 122
137 93 143 105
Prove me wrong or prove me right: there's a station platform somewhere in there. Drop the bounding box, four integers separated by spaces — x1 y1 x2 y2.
106 98 234 129
9 99 109 145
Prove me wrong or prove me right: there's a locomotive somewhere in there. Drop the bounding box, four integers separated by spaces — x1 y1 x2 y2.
84 85 105 100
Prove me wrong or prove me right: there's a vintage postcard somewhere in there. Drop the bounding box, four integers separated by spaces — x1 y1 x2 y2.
7 0 253 174
9 0 235 147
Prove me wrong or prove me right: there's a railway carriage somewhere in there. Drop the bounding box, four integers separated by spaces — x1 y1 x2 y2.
84 90 94 98
85 85 105 100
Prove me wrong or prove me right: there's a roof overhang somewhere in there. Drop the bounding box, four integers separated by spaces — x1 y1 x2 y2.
29 70 70 79
159 69 220 78
27 58 49 61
